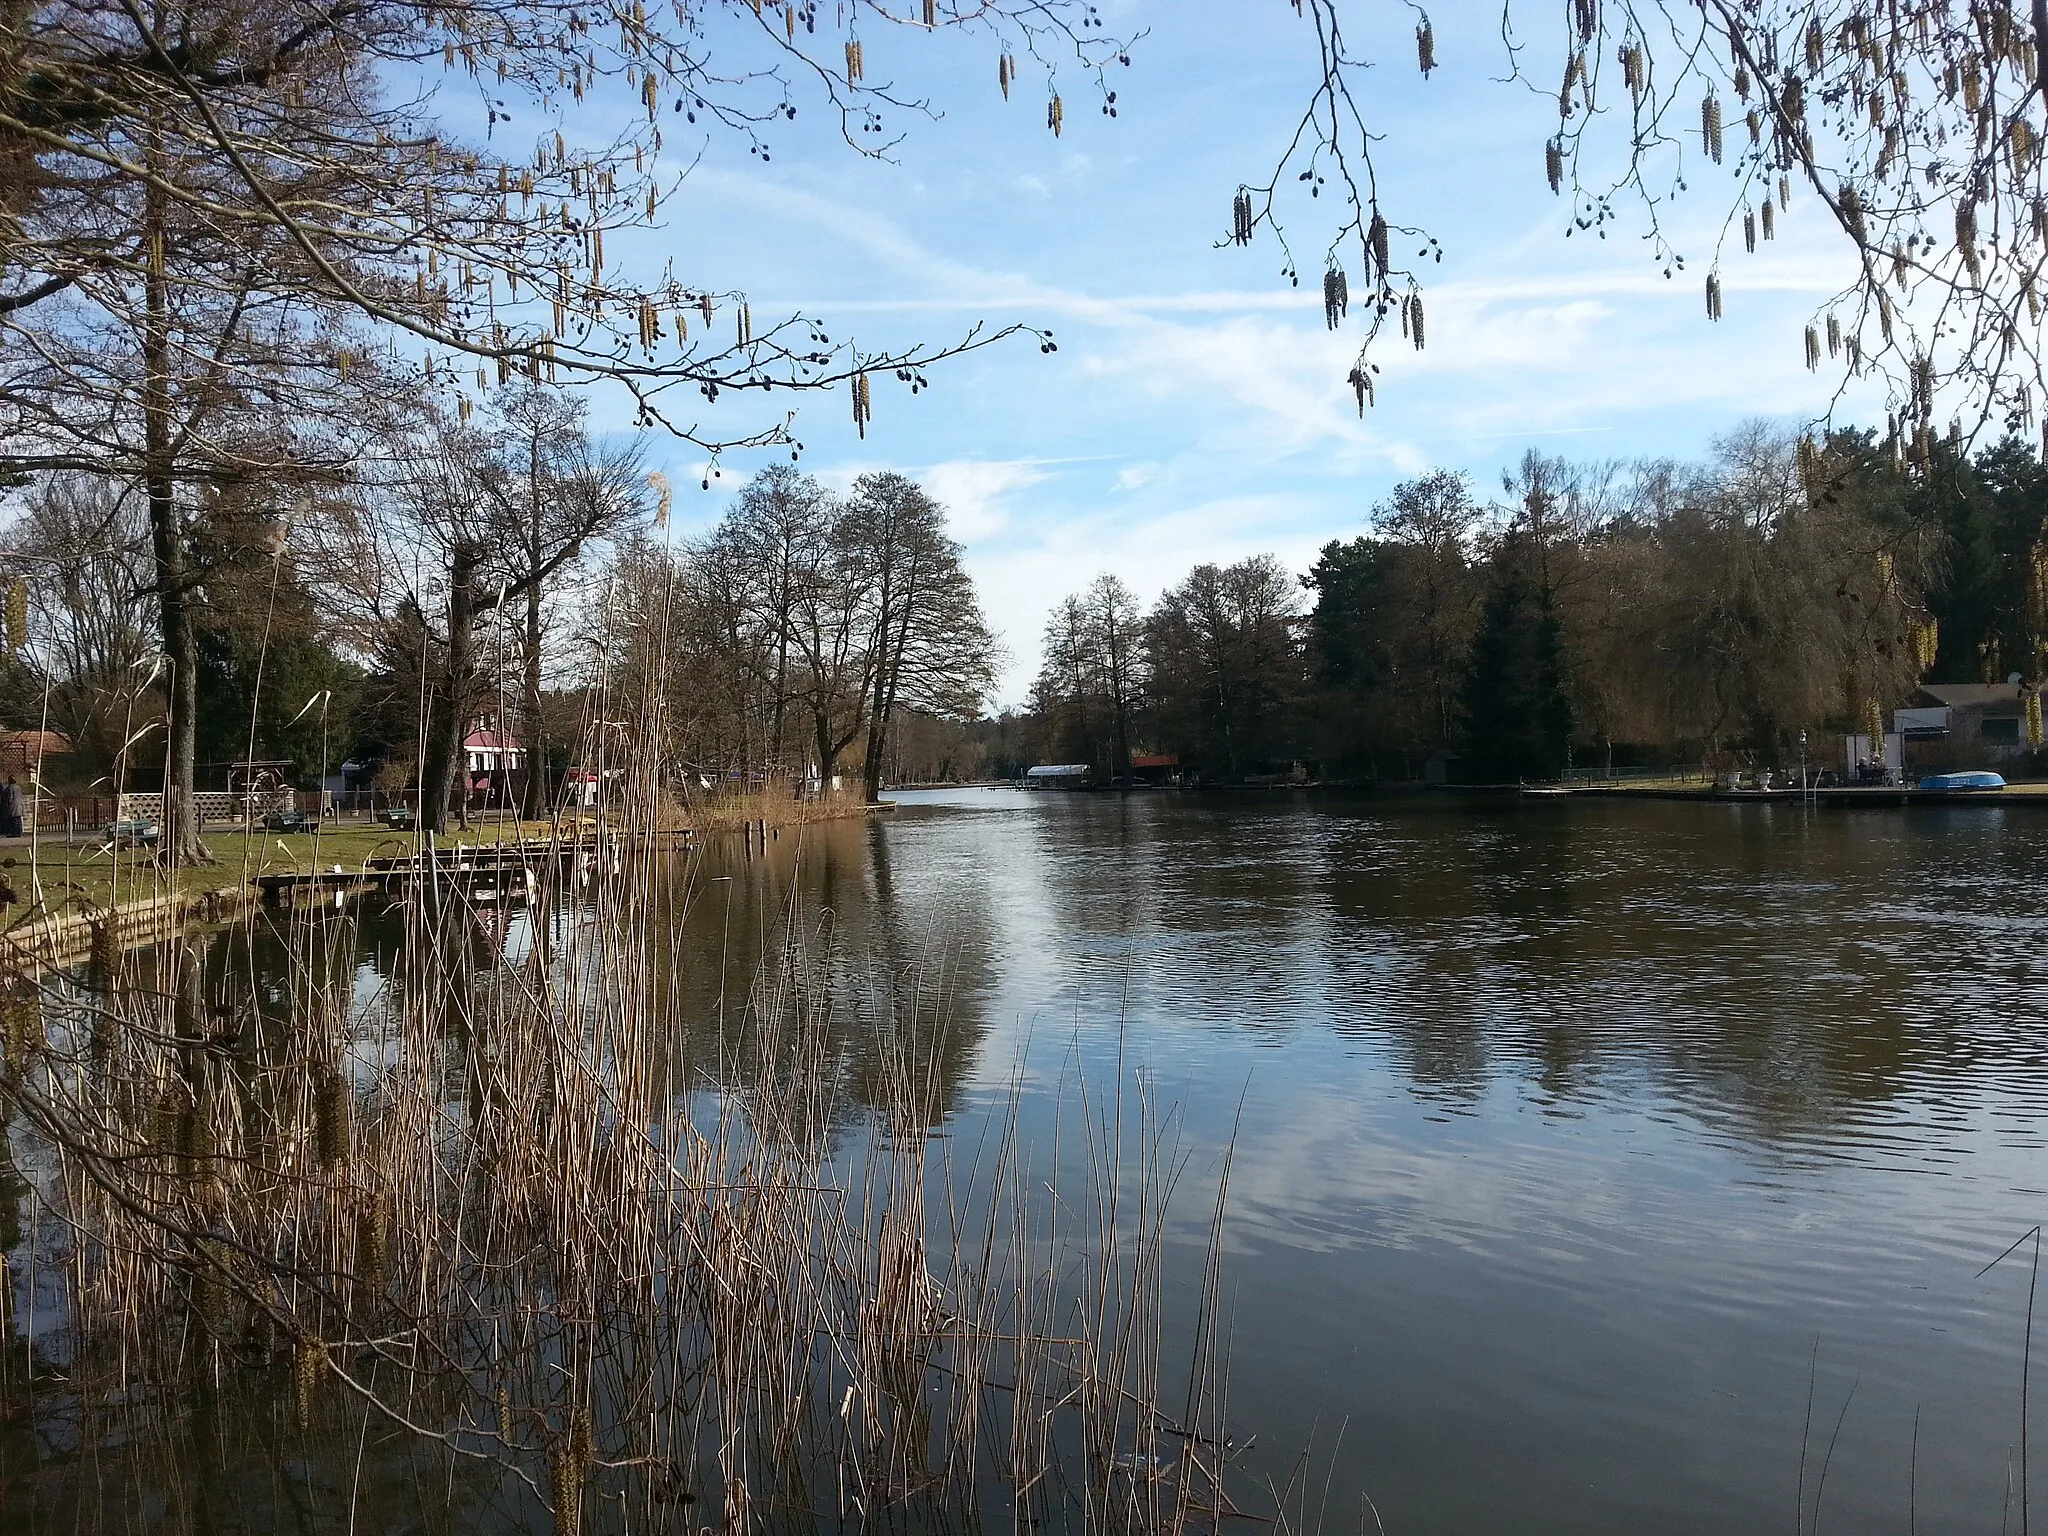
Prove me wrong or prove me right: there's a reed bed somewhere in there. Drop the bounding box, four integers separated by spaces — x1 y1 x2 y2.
0 789 1265 1533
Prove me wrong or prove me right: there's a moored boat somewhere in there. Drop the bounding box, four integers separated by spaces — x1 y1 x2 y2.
1916 770 2006 791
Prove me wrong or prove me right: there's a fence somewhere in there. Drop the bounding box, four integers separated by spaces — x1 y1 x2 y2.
113 789 296 824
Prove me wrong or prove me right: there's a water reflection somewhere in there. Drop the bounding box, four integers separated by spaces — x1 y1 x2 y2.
857 790 2048 1536
12 793 2044 1535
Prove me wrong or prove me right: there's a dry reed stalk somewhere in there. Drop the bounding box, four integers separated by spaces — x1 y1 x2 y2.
0 716 1270 1535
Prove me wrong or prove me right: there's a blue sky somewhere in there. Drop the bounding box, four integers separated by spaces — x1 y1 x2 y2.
579 2 1878 703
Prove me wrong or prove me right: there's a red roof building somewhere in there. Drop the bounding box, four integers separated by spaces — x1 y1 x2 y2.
0 730 72 777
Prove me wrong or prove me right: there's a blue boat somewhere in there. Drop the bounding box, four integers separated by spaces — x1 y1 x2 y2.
1917 771 2006 791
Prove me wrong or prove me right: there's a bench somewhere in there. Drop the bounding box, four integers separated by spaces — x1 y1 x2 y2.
380 807 416 831
266 809 311 832
105 818 159 848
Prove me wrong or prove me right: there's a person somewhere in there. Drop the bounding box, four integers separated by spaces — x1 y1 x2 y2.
1 775 25 838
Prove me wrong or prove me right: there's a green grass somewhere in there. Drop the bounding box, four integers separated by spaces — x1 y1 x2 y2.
5 791 871 925
7 817 562 921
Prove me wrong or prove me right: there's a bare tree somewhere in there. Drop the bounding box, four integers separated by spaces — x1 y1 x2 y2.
0 473 155 767
1 0 1124 441
1237 3 2048 450
1030 573 1143 777
322 396 644 832
842 471 996 802
1147 555 1305 780
697 465 837 772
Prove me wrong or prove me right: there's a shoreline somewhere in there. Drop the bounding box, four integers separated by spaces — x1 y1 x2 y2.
917 777 2048 807
0 791 877 968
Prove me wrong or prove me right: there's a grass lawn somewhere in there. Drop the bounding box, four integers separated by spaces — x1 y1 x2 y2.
3 791 871 924
6 817 566 921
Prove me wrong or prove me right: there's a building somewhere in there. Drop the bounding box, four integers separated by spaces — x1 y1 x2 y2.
1893 683 2036 771
0 730 71 780
1128 753 1180 787
463 716 527 808
1023 763 1091 789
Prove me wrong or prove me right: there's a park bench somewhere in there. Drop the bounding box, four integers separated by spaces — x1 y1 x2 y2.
266 809 311 832
105 818 159 848
381 807 416 831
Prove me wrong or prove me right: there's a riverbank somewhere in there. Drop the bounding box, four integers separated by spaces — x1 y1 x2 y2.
0 790 875 966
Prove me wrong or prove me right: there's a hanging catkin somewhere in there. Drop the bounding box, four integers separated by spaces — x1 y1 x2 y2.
4 578 25 653
1956 199 1981 278
1415 16 1435 76
1348 367 1370 413
1368 211 1389 277
1705 272 1722 320
1546 139 1563 193
1702 95 1723 162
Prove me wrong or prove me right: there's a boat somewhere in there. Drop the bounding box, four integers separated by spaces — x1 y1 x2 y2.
1916 770 2006 791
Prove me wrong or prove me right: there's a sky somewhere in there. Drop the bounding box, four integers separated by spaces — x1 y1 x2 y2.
570 1 1881 705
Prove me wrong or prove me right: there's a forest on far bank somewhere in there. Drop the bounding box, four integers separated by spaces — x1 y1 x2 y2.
984 422 2048 786
8 418 2046 800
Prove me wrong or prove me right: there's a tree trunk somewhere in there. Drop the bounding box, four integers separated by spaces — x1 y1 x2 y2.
770 544 791 770
815 711 837 790
861 593 895 804
142 157 206 866
520 578 545 819
422 553 477 835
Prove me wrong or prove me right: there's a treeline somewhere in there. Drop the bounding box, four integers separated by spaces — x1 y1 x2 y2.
0 414 996 823
600 465 994 802
1017 424 2048 783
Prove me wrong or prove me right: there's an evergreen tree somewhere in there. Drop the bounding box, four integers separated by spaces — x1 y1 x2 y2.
1461 530 1574 781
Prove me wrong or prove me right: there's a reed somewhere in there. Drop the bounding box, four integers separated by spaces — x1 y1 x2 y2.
0 790 1265 1532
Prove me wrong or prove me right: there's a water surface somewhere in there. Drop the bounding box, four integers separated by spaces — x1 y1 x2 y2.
10 788 2047 1535
766 788 2048 1536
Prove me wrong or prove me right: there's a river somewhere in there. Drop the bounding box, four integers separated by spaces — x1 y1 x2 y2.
7 788 2047 1535
789 787 2046 1536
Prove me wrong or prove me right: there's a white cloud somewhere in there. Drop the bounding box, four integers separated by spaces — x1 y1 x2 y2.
921 458 1057 541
